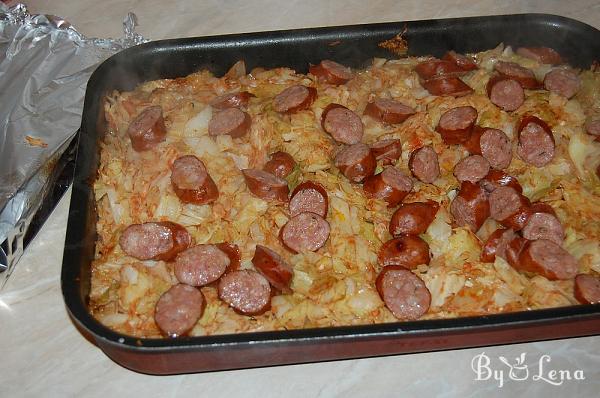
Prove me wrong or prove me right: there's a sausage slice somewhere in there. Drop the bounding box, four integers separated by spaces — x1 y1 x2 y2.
210 91 254 110
505 235 528 269
517 239 578 280
363 98 415 124
436 106 478 145
334 143 376 183
218 270 272 315
216 242 241 274
489 186 531 230
516 47 563 65
409 145 440 184
479 169 523 194
442 50 478 71
174 244 230 286
450 181 490 232
371 139 402 165
522 210 564 245
543 68 581 99
289 181 329 218
376 265 431 320
420 76 473 97
120 221 191 261
389 201 439 237
154 284 205 338
263 151 296 179
480 228 517 263
322 103 364 145
171 155 219 205
242 169 289 202
363 167 413 208
252 245 294 293
280 212 330 253
272 85 317 114
585 118 600 141
454 155 491 184
378 236 431 269
415 59 466 80
127 106 167 151
517 115 555 167
487 75 525 112
494 61 540 89
574 274 600 304
208 108 252 138
309 60 354 85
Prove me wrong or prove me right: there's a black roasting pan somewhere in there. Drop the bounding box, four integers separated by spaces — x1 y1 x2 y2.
61 13 600 374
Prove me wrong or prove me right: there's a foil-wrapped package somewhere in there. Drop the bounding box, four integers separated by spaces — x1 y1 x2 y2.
0 3 147 288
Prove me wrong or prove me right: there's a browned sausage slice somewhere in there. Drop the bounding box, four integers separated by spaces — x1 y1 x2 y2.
450 181 490 232
389 201 439 237
415 59 466 80
516 47 563 64
154 284 205 337
522 211 564 245
252 245 294 293
494 61 540 89
210 91 254 110
218 270 272 315
120 221 191 261
263 151 296 179
479 169 523 194
272 85 317 114
420 76 473 97
174 244 230 286
378 236 431 269
442 50 478 71
289 181 329 218
242 169 289 202
480 228 517 263
363 167 413 208
517 239 578 280
208 108 252 138
505 235 528 269
322 103 364 145
543 68 581 99
517 115 555 167
574 274 600 304
480 128 513 169
309 60 354 85
171 155 219 205
585 118 600 141
487 75 525 112
409 145 440 184
363 98 415 124
280 212 330 253
376 265 431 320
371 139 402 165
436 106 478 145
489 186 531 230
454 155 491 183
127 106 167 151
216 242 241 274
334 143 376 183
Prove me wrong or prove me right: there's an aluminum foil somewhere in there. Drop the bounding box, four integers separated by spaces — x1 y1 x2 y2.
0 3 147 287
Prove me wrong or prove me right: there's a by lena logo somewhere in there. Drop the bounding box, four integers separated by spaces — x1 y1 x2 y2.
471 352 585 388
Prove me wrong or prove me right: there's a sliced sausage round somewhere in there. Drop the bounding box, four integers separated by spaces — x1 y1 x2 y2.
218 270 272 316
522 212 564 245
480 128 513 169
436 106 478 145
252 245 294 293
574 274 600 304
376 265 431 320
517 115 555 167
272 85 317 114
517 239 578 280
280 212 330 253
210 91 254 110
505 235 528 269
480 228 517 263
454 155 491 183
389 201 439 237
494 61 540 89
174 244 230 286
216 242 241 274
120 221 191 261
516 47 563 65
442 50 478 71
378 236 431 269
242 168 289 202
334 143 376 183
409 145 440 184
371 139 402 165
127 106 167 152
154 284 205 338
584 118 600 140
415 59 466 80
421 76 473 97
289 181 329 218
543 68 581 99
363 167 413 208
171 155 219 205
322 103 364 145
208 108 252 138
263 151 296 179
479 169 523 194
487 75 525 112
489 186 531 230
309 60 354 85
363 98 415 124
450 181 490 232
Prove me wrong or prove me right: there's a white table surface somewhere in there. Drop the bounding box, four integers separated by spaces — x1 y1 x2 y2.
1 1 599 397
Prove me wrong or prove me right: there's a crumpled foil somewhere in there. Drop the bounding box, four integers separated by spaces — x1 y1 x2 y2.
0 3 147 287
